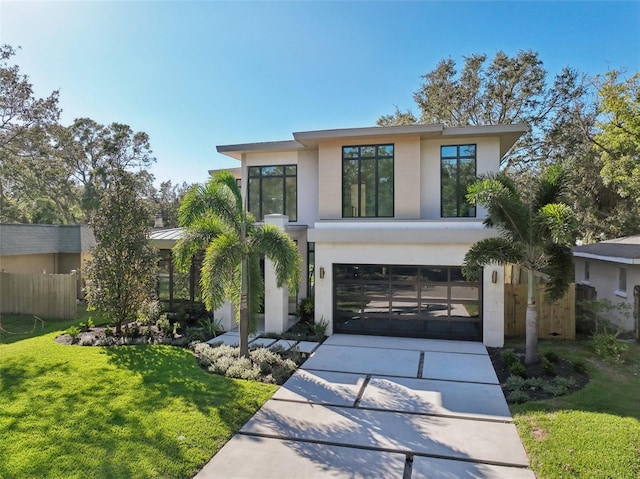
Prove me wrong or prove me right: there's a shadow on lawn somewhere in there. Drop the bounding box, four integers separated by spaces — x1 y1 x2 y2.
101 344 270 429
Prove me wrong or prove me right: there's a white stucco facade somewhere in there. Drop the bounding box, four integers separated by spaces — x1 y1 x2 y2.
216 123 528 346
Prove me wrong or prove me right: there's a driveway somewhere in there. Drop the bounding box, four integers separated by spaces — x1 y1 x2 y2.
195 334 534 479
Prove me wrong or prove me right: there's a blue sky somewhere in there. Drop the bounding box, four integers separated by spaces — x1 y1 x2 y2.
2 1 639 185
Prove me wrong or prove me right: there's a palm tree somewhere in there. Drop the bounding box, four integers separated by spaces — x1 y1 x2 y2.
173 171 301 358
462 165 577 364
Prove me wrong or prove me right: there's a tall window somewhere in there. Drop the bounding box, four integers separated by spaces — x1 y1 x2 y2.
584 261 590 282
342 144 394 218
618 267 627 293
248 165 297 221
441 144 476 217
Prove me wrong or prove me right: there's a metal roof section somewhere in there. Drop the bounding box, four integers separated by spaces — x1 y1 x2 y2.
149 228 184 241
216 123 529 160
573 234 640 264
0 224 96 256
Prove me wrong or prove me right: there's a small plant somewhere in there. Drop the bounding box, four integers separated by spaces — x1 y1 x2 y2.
507 390 530 404
197 316 222 340
313 317 329 339
593 333 628 362
298 297 314 322
86 317 95 329
541 356 556 376
506 374 526 391
509 360 527 378
501 349 519 367
66 326 80 343
156 315 172 336
78 322 87 331
122 322 140 339
573 358 588 374
543 351 559 363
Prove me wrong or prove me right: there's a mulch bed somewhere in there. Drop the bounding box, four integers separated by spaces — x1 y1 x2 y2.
488 346 591 402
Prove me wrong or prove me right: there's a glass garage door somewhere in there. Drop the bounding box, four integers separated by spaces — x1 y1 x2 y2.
333 264 482 341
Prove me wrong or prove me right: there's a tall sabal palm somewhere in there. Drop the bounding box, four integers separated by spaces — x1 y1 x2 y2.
173 171 301 358
462 165 577 364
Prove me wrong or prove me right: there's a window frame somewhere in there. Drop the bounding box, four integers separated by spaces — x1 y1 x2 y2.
247 164 297 222
440 144 477 218
617 267 627 296
584 261 590 282
341 144 394 218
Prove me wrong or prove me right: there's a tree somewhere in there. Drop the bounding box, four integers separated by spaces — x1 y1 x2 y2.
462 166 577 364
173 171 301 357
145 180 193 228
0 45 61 222
84 170 158 334
377 50 586 170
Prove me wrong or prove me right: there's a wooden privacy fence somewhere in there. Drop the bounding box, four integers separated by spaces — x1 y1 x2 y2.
0 271 77 319
504 283 576 340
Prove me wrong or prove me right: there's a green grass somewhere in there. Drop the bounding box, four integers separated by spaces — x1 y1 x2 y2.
511 339 640 479
0 314 277 478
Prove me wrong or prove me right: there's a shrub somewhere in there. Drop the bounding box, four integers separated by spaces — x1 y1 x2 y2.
501 349 519 366
226 357 261 381
506 375 526 391
197 317 222 340
185 326 205 343
573 359 588 374
543 351 559 363
66 326 80 340
104 326 114 337
298 297 314 322
509 360 527 378
156 315 172 336
86 317 95 329
122 322 140 339
541 356 556 376
593 333 628 362
507 390 530 404
137 299 160 325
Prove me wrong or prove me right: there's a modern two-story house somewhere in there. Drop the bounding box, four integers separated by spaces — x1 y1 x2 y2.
215 123 528 348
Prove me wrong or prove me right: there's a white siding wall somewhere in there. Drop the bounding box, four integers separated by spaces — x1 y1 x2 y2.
575 257 640 332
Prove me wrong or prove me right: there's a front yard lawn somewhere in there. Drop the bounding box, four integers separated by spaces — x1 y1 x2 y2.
0 316 277 479
511 340 640 479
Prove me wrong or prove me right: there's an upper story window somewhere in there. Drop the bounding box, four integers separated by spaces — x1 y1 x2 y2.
248 165 297 222
441 144 476 218
342 144 394 218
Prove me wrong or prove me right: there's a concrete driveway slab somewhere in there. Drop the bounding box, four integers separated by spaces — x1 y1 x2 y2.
359 376 512 421
422 351 499 384
295 340 321 354
273 370 365 407
250 337 277 348
324 334 488 355
411 456 536 479
240 400 530 467
302 344 420 377
194 435 407 479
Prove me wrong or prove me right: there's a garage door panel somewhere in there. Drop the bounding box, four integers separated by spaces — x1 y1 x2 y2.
333 264 482 341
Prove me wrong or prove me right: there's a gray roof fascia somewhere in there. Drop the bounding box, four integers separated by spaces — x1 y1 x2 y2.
216 140 306 160
442 124 529 157
292 124 444 146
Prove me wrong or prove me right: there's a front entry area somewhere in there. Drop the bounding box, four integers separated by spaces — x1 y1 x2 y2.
333 264 482 341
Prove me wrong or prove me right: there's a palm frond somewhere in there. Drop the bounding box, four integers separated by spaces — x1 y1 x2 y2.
172 216 229 272
250 224 302 293
467 173 530 244
178 179 240 231
462 237 525 280
532 164 570 212
212 170 243 213
540 243 575 302
200 231 243 312
533 203 578 246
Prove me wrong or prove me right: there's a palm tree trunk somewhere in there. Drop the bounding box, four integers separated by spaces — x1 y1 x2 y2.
525 268 538 364
239 255 249 358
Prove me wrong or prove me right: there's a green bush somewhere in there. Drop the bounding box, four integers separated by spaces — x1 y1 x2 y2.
501 349 519 366
298 297 314 322
104 326 113 337
573 358 588 374
506 375 526 391
156 315 172 336
541 356 556 376
593 333 628 362
66 326 80 339
507 390 530 404
86 317 95 329
509 360 527 378
226 357 261 381
543 351 559 363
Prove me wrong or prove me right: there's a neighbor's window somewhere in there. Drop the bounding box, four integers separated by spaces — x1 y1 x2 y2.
342 144 394 218
441 144 477 217
618 267 627 293
248 165 297 222
584 261 590 282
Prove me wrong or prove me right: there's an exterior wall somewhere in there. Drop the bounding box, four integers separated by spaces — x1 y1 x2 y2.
420 136 498 219
0 253 56 274
575 257 640 332
241 149 319 226
313 241 504 347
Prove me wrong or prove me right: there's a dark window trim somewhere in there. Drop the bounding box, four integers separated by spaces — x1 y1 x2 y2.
247 164 297 222
440 144 477 218
341 144 394 218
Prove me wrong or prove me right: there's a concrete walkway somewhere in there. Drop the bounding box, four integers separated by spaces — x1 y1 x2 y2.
195 334 534 479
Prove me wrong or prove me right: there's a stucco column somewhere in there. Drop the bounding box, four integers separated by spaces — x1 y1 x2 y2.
214 302 236 332
482 264 505 347
263 214 289 334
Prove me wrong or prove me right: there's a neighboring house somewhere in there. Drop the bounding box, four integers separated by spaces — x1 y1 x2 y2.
204 123 526 347
573 235 640 334
0 223 96 298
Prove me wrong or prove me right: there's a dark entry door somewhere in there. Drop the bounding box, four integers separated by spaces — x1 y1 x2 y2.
333 264 482 341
